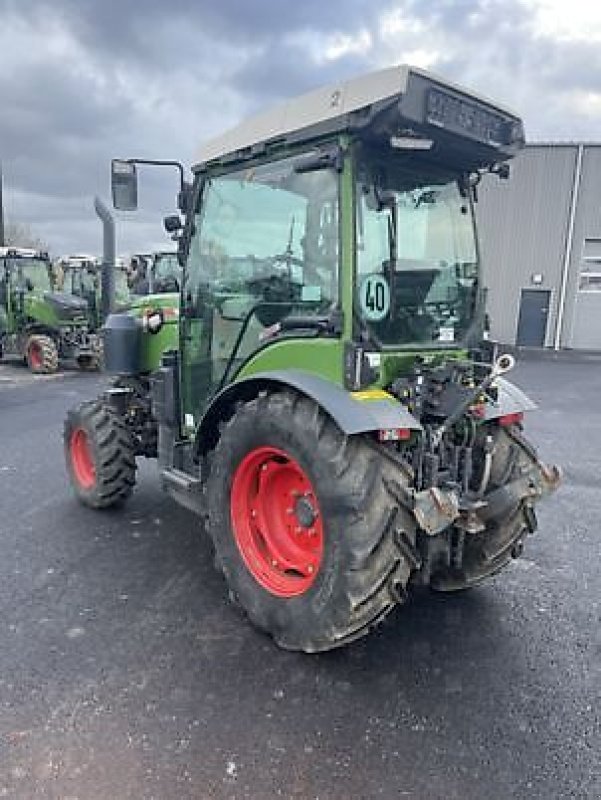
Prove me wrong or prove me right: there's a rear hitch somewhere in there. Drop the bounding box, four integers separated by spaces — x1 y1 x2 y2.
413 486 460 535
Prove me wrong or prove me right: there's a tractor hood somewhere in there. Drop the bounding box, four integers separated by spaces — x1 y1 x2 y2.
43 292 89 321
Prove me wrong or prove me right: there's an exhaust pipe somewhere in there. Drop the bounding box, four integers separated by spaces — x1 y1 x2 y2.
94 196 115 322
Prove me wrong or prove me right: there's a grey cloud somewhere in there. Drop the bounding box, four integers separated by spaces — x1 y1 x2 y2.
1 0 601 255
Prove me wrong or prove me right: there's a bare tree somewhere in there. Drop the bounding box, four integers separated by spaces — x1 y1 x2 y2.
3 220 47 250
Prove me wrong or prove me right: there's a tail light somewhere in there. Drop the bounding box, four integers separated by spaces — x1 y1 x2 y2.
498 412 524 427
378 428 412 442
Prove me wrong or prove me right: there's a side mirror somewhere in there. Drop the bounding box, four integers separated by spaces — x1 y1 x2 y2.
164 214 183 234
111 159 138 211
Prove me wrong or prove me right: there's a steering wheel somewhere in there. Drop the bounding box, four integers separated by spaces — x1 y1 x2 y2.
246 273 301 327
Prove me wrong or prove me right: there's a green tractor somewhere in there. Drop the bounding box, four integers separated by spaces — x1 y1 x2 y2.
64 65 560 652
0 247 100 373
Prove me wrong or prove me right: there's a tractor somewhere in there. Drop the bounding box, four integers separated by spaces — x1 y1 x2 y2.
0 247 100 373
63 65 560 652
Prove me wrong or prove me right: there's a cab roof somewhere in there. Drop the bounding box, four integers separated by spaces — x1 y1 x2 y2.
0 246 49 260
193 64 524 174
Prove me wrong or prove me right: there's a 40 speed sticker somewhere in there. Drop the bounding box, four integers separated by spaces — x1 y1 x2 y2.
359 273 390 321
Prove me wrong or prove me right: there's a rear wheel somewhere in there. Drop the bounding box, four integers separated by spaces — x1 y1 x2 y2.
205 390 418 652
26 334 58 373
64 400 136 508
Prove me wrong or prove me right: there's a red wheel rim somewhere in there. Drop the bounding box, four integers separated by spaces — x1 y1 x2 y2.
70 428 96 489
230 446 324 598
29 342 42 369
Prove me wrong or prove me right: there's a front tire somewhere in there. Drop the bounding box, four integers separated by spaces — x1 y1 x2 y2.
26 334 58 373
64 400 136 508
205 390 418 652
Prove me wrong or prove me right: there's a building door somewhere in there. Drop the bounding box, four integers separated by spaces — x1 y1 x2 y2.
516 289 550 347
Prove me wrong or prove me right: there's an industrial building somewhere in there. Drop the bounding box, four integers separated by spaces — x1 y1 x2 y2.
477 143 601 351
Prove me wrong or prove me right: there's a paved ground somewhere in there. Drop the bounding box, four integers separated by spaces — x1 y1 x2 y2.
0 355 598 799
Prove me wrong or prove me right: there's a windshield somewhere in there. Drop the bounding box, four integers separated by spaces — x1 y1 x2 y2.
114 269 131 304
10 258 52 293
356 159 479 347
69 265 97 295
154 253 179 281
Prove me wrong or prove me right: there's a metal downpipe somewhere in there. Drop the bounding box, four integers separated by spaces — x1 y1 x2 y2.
554 144 584 350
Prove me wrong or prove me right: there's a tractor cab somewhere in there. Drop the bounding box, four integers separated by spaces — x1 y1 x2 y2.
150 251 180 293
58 255 101 326
128 251 181 295
135 65 524 431
1 247 54 322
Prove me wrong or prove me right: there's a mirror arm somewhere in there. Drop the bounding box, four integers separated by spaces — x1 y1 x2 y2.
124 158 186 195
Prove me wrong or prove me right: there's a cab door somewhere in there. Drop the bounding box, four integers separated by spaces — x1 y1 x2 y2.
179 155 340 438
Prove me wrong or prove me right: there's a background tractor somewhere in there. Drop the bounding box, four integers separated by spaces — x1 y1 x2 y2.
0 246 100 372
64 65 560 652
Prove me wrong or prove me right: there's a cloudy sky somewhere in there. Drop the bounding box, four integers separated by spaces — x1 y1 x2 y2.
2 0 601 256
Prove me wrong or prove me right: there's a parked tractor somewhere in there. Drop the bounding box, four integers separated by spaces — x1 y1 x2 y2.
0 247 100 372
64 65 560 651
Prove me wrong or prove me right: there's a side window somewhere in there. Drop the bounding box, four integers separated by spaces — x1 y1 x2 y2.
185 156 339 318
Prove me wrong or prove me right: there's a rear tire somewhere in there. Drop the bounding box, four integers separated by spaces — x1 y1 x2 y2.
431 425 534 591
205 390 418 652
26 334 58 373
64 400 136 508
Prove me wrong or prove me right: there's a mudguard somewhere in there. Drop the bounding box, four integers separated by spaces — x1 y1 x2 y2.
484 376 537 420
194 368 422 458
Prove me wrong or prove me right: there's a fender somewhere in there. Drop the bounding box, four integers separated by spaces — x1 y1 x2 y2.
484 376 537 420
194 368 422 458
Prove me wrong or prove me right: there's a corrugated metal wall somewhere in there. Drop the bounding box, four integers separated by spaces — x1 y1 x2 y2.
476 145 578 346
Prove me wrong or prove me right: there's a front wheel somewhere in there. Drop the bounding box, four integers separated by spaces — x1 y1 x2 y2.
64 400 136 508
205 390 418 652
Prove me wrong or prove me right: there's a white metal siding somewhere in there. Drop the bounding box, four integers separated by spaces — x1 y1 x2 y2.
477 145 577 345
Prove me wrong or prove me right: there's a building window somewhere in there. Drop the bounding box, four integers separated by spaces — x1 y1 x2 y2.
579 238 601 292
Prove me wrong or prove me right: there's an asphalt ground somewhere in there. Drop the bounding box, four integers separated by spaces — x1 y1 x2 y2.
0 355 599 799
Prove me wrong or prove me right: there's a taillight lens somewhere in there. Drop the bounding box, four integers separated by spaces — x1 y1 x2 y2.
378 428 412 442
498 412 524 427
